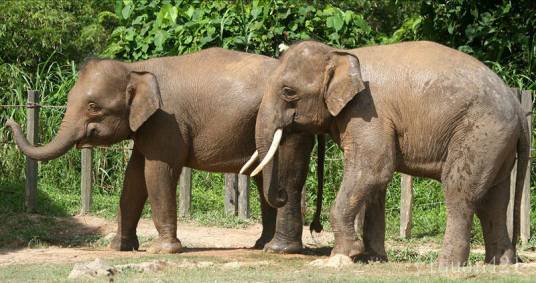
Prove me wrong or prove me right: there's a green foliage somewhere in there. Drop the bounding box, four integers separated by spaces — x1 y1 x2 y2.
0 0 117 70
103 0 378 60
420 0 535 79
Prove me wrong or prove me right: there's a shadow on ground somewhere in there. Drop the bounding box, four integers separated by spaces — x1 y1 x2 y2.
0 181 103 254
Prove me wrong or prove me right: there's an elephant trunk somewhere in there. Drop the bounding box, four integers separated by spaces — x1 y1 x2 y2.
254 97 289 208
6 111 81 161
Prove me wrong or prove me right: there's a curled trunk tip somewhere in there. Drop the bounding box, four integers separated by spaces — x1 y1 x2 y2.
7 118 78 161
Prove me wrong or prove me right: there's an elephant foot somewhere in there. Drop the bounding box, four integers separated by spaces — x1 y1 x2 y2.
438 254 468 268
147 238 182 254
264 237 302 254
252 235 273 249
331 236 365 259
109 235 139 251
353 252 388 263
484 249 517 265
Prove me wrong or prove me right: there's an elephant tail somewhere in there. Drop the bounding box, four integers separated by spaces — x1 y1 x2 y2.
310 134 325 234
512 110 530 249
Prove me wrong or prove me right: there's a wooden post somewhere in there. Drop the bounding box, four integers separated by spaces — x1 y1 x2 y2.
400 174 413 239
507 163 516 240
80 148 92 214
238 174 249 219
520 90 532 245
224 174 238 215
507 89 532 244
179 167 192 218
507 88 519 239
25 90 39 213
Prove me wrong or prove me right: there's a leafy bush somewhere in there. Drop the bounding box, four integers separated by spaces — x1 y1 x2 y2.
103 0 380 60
0 0 117 70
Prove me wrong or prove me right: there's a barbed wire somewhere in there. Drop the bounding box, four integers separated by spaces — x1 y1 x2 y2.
0 140 133 151
0 104 66 109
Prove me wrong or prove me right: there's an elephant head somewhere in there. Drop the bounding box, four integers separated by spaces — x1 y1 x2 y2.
247 41 365 208
6 59 162 161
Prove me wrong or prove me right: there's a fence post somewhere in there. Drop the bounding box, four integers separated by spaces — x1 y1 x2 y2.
238 174 249 219
507 157 517 239
507 88 519 239
179 167 192 218
80 148 92 214
520 90 532 245
400 174 413 239
25 90 39 213
224 174 238 215
507 88 532 244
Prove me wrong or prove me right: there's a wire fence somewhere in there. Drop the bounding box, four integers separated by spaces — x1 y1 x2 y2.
1 89 533 243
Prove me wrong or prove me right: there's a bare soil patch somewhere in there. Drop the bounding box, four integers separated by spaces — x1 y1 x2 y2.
0 214 534 270
0 215 334 266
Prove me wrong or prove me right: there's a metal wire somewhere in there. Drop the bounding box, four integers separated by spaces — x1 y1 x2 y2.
0 104 66 109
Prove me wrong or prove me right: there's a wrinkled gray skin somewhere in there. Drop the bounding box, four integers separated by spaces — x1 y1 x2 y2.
6 48 315 254
254 41 530 266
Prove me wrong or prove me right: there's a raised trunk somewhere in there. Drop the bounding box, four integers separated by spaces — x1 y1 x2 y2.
6 113 80 161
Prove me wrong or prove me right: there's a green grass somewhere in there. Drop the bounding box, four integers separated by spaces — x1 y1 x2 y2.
1 252 535 283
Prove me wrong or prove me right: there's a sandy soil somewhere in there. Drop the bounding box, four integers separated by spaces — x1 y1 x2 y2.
0 215 534 267
0 215 334 266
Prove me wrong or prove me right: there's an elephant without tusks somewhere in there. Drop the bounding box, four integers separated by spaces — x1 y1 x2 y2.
248 40 530 266
6 48 325 254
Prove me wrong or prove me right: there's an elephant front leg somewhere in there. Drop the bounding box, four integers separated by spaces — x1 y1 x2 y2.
110 148 147 251
252 176 277 249
331 147 393 259
144 159 182 254
264 132 313 254
264 183 304 254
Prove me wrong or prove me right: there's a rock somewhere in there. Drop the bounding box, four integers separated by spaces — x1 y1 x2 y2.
68 258 117 280
174 259 215 269
176 260 197 268
222 261 241 269
196 261 215 268
309 254 353 268
116 260 170 273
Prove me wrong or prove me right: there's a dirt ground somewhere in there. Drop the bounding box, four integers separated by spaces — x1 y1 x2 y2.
0 215 336 266
2 215 536 282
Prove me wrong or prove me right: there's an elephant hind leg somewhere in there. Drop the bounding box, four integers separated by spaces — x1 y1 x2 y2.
361 188 388 262
476 162 517 264
439 124 514 266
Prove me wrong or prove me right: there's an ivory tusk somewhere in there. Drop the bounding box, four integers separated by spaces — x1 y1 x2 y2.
250 129 283 177
239 150 258 174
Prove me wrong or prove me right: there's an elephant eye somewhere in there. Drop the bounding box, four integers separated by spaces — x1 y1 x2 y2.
280 86 298 101
88 103 101 115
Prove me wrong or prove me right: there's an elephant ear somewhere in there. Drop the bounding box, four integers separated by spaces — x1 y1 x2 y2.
323 51 366 116
126 71 162 132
